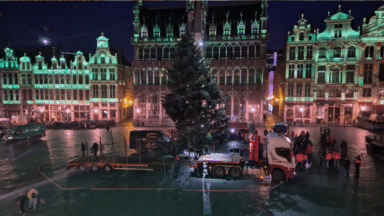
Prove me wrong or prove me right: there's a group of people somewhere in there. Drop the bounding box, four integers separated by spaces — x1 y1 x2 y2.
16 186 43 215
80 142 100 157
292 130 313 174
318 130 362 178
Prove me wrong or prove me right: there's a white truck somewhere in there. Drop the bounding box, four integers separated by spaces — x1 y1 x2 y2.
190 132 296 182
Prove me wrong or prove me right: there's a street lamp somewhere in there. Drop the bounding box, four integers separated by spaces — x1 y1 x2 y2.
66 109 70 122
39 108 44 123
136 109 140 113
300 107 304 126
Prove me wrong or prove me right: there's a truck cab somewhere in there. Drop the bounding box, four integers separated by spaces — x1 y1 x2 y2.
266 132 296 182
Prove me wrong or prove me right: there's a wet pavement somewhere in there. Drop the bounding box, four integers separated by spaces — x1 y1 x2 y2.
0 123 384 216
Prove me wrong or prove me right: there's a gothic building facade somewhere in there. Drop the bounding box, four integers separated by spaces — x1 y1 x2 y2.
131 0 269 127
0 33 131 123
284 5 384 124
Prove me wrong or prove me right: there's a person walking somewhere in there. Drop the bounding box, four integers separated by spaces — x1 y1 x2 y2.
173 156 180 178
16 192 28 215
326 149 333 168
106 125 110 135
343 157 351 177
204 144 209 154
81 142 86 157
354 155 361 178
92 142 99 157
290 131 295 142
305 131 310 140
27 186 38 210
334 150 341 170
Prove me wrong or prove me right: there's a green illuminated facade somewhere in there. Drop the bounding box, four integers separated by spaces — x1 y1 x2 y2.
284 5 384 123
131 0 269 127
0 33 130 123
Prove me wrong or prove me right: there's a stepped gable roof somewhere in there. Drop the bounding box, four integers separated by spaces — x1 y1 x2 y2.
206 2 262 36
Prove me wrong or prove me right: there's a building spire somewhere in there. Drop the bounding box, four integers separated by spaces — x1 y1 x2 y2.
226 11 230 21
301 14 304 19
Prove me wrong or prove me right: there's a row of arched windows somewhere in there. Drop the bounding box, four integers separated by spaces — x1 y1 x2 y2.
137 46 177 60
136 43 263 61
206 43 261 59
135 93 259 121
133 68 263 86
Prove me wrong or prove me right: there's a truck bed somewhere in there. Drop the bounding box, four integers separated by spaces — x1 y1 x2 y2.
196 153 241 164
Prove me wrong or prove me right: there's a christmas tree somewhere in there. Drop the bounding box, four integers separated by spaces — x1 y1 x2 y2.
162 36 229 150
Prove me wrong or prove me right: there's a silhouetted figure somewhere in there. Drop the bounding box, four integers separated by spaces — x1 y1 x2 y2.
81 142 86 157
92 142 99 157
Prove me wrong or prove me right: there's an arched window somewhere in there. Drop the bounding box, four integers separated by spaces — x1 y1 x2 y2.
365 46 374 58
220 46 226 59
147 70 153 85
138 47 143 60
249 45 255 58
157 46 163 60
144 47 150 60
299 32 304 41
140 70 146 85
134 70 140 85
150 95 159 117
255 44 261 57
226 70 232 85
241 68 247 85
160 70 166 85
234 45 240 58
234 69 240 85
227 46 233 59
138 95 146 117
151 47 156 59
249 68 255 85
241 44 247 58
291 36 295 42
308 35 312 41
219 70 225 85
347 46 356 58
333 46 341 58
206 45 212 59
380 46 384 59
319 47 327 58
213 46 219 59
164 46 170 60
154 70 160 85
256 68 262 85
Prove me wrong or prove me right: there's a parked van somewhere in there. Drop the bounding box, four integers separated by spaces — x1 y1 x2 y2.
2 123 46 143
129 130 172 156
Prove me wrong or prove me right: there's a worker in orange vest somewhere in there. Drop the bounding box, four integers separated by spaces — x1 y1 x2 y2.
334 150 341 170
354 155 361 178
296 153 303 171
326 149 333 168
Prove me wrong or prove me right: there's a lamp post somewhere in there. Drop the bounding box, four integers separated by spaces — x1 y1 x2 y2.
300 107 304 126
39 108 44 123
66 109 70 122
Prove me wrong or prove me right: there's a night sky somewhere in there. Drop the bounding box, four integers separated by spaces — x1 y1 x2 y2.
0 1 383 62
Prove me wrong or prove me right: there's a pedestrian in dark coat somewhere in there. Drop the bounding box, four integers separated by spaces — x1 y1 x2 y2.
81 142 86 157
16 192 28 215
92 142 99 157
264 129 268 136
305 131 310 140
343 157 351 177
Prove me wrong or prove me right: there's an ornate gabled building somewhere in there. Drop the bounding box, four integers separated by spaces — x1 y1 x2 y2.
360 5 384 119
131 0 269 127
0 33 131 123
283 5 384 124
